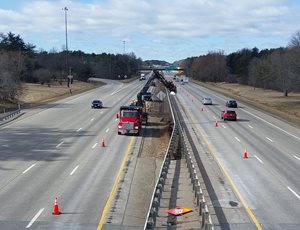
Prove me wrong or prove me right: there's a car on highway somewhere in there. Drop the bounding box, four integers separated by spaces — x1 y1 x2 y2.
202 97 213 105
221 110 237 121
91 99 103 108
226 99 238 108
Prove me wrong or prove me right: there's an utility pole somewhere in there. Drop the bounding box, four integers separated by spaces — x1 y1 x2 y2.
123 40 126 54
63 6 72 86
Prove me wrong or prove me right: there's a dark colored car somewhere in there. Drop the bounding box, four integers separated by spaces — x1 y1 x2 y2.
91 100 103 108
221 110 237 121
226 99 238 108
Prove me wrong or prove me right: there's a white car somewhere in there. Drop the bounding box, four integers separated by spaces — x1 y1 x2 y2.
202 97 212 105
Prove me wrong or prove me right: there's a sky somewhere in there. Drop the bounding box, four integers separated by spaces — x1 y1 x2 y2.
0 0 300 63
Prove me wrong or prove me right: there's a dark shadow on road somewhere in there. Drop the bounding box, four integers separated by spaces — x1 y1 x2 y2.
0 127 94 163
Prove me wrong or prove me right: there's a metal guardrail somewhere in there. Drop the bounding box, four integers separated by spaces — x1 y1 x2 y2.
143 91 177 229
0 105 21 122
144 92 213 229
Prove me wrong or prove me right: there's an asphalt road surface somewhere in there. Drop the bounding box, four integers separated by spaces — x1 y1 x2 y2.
173 76 300 230
0 79 146 230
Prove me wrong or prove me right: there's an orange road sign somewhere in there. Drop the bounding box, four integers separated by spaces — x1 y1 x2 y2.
165 206 193 216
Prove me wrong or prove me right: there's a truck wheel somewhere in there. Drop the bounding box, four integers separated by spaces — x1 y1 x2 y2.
118 132 121 135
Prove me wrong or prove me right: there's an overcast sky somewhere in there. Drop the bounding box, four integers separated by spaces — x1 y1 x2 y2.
0 0 300 62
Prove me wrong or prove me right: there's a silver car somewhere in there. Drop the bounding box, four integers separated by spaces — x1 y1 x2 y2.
202 97 212 105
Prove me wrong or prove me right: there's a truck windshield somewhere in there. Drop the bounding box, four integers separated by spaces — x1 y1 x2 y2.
121 110 138 118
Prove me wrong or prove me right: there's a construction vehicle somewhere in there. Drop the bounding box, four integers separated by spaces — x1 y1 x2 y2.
117 70 176 136
117 105 143 135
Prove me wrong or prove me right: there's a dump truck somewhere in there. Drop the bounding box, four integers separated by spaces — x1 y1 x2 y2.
117 105 143 135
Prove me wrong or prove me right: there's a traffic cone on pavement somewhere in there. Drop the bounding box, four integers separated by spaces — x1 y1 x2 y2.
101 138 105 147
215 120 219 127
243 149 248 159
52 197 61 215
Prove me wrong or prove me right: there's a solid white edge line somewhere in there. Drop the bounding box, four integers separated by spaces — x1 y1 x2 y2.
293 155 300 161
56 141 64 148
22 163 36 174
70 165 79 176
254 155 264 164
106 128 109 133
92 143 98 149
26 208 44 228
287 186 300 199
240 108 300 140
234 137 241 142
266 137 274 142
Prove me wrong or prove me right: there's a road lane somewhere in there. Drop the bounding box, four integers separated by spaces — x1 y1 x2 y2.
0 78 146 229
175 80 300 229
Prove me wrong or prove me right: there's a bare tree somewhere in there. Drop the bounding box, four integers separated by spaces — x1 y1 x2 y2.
287 31 300 92
33 69 52 86
0 51 24 101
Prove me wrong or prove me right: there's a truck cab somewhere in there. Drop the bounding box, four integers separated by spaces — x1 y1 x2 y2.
117 106 142 135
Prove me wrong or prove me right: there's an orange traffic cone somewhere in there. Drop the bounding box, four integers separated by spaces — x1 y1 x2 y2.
101 138 105 147
215 120 219 127
243 149 248 159
52 197 61 215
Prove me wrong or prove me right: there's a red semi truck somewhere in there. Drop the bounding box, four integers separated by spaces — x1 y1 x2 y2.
117 105 144 135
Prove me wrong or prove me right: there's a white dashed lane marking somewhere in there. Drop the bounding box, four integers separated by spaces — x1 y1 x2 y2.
287 186 300 199
234 137 241 142
22 164 36 174
56 141 64 148
26 208 44 228
254 155 264 164
293 155 300 161
70 165 79 176
266 137 274 142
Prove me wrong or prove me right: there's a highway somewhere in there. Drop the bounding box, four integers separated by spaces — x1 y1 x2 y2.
174 78 300 230
1 74 299 230
0 79 144 229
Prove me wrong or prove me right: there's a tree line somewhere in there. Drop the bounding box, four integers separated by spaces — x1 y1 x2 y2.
0 32 143 102
180 31 300 96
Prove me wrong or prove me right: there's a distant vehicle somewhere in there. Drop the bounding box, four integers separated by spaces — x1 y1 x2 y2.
221 110 237 121
226 99 237 108
139 76 145 81
202 97 212 105
91 100 103 108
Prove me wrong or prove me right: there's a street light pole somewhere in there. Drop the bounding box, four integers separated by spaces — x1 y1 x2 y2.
63 7 69 76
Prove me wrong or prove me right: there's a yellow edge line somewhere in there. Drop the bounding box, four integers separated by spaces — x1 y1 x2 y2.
188 111 263 230
97 137 135 230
